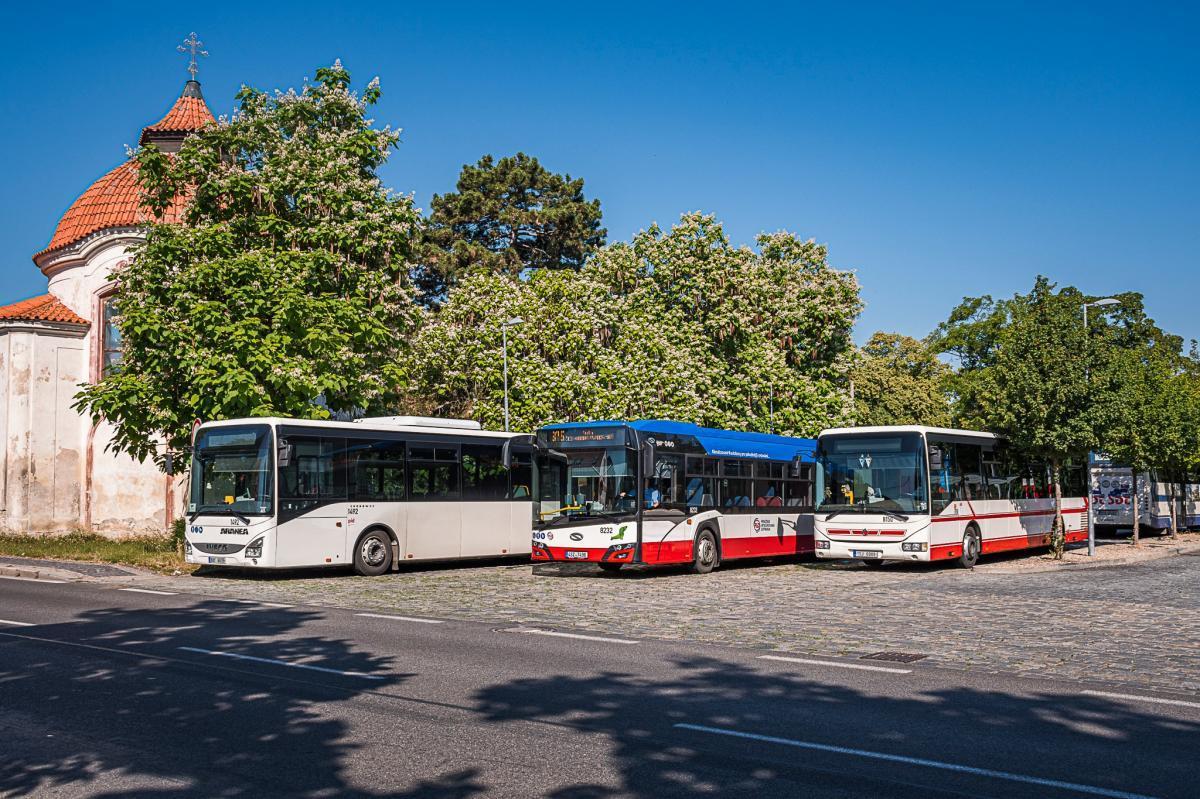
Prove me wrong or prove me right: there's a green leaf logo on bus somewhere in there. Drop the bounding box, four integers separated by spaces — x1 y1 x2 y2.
611 525 628 541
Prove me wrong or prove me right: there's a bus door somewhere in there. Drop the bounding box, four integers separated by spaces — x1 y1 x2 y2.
276 434 351 567
405 443 462 560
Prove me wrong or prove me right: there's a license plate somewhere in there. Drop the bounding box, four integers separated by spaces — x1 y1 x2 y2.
852 550 881 559
207 556 227 564
565 551 589 560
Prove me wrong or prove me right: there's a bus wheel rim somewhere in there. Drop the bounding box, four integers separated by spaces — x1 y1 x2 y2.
362 537 387 566
698 537 715 564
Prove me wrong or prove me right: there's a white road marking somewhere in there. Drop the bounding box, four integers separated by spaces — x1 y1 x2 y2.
0 619 34 626
118 588 177 596
674 723 1160 799
210 598 295 608
1082 689 1200 711
505 627 639 645
356 612 443 624
178 646 384 680
0 575 67 584
758 654 912 675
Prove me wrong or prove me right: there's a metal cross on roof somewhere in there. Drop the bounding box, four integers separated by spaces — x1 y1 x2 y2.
177 32 208 80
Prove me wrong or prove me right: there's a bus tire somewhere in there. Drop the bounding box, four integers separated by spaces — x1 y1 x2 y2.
959 526 981 569
598 562 623 573
354 528 393 577
691 528 720 575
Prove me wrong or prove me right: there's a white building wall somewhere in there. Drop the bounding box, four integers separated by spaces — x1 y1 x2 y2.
0 326 86 532
0 234 183 535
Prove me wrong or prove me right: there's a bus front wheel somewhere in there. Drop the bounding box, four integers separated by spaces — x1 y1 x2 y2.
691 529 720 575
354 529 393 577
959 527 981 569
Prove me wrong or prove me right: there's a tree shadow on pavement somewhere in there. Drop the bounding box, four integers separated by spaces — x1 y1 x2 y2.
0 600 485 798
471 655 1200 798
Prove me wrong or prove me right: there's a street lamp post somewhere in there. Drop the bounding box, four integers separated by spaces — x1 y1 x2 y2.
1082 297 1121 556
501 317 524 432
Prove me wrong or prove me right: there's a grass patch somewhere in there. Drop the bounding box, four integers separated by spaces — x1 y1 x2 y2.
0 530 193 574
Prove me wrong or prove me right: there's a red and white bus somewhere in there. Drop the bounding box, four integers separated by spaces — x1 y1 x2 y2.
813 426 1088 567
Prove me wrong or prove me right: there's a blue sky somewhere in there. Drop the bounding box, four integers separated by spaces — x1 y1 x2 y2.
2 2 1196 343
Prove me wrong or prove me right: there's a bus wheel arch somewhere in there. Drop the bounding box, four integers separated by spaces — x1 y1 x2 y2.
353 526 395 577
691 525 721 574
959 524 982 569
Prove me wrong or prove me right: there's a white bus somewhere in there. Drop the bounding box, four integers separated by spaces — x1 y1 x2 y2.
1090 457 1200 535
185 417 535 575
813 425 1088 567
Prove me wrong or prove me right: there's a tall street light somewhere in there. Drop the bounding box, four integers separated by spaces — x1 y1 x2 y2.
1083 297 1122 556
502 317 524 432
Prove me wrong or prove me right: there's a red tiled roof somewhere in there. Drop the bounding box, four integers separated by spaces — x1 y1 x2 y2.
35 160 188 257
139 86 215 144
0 294 88 326
35 81 213 261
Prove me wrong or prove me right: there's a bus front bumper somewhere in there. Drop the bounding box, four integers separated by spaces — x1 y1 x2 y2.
814 539 931 562
531 542 637 564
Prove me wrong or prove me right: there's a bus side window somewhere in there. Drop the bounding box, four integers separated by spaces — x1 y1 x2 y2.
508 451 533 500
928 442 952 514
462 443 507 501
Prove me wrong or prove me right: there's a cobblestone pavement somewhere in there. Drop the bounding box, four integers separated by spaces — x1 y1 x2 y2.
117 544 1200 695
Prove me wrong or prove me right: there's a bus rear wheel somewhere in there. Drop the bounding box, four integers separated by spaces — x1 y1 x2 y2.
354 529 393 577
691 529 720 575
959 527 981 569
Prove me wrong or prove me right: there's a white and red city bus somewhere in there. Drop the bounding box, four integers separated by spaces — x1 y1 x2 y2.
813 426 1088 567
530 420 816 573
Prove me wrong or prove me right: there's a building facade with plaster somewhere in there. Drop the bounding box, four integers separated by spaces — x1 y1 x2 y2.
0 80 214 534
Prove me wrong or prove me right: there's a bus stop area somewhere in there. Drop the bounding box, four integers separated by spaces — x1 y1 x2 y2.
10 531 1199 696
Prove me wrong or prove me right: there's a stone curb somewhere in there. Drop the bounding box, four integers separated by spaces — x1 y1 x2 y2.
0 563 80 582
974 542 1200 575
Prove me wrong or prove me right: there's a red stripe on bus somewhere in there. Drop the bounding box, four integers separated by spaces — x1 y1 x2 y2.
931 507 1085 523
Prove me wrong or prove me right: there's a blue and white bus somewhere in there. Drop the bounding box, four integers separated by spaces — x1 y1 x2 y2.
531 420 817 573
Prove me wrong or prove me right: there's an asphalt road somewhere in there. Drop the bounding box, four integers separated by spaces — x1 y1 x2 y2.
1 575 1197 798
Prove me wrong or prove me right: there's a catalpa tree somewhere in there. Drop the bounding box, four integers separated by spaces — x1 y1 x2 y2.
406 213 861 435
76 62 421 466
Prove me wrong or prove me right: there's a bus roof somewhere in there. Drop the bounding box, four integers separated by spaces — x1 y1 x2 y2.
818 425 999 441
539 419 816 461
196 417 522 440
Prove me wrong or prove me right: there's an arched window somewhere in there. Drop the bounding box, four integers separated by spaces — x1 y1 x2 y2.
101 296 122 377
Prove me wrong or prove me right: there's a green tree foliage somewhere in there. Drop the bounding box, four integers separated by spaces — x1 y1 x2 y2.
404 213 860 434
934 277 1101 557
1097 324 1193 544
850 332 952 427
416 152 606 305
75 62 421 467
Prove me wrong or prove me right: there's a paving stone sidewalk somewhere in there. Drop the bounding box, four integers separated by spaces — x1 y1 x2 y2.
98 539 1200 695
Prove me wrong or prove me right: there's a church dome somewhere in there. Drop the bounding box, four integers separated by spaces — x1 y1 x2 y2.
33 81 214 263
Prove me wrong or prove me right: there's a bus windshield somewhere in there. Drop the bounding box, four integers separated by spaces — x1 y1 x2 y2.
538 444 638 522
816 432 928 515
190 425 274 516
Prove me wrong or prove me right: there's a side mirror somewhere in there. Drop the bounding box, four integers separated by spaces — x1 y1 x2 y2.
789 455 804 479
278 439 295 468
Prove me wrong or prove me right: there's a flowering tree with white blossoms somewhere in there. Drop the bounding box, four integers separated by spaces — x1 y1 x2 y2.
406 213 861 435
75 62 422 466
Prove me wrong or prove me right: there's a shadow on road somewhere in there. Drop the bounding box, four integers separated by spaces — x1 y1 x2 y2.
472 656 1200 798
0 600 478 798
191 554 530 582
2 601 1197 797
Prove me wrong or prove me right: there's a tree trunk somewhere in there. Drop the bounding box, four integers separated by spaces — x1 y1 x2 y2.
1051 460 1065 559
1130 470 1140 547
1169 474 1179 540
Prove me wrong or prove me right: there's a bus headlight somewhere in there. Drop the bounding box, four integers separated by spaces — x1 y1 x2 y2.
184 539 193 555
902 542 928 552
245 537 264 558
815 539 830 550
